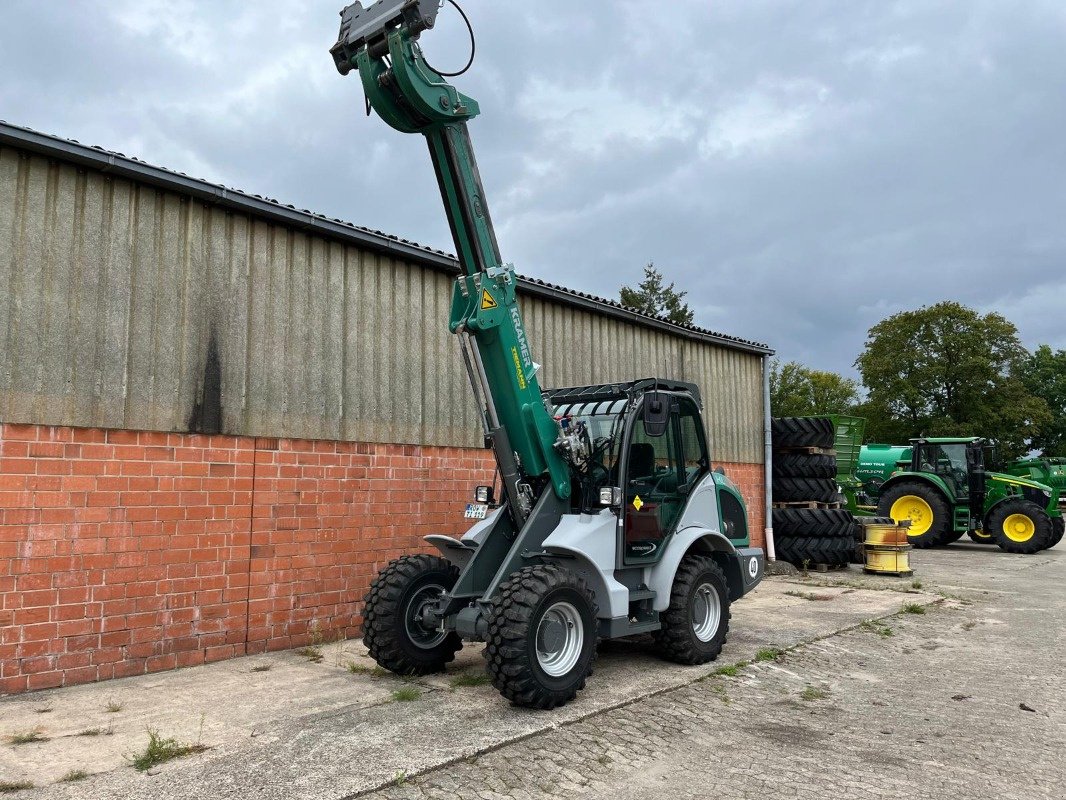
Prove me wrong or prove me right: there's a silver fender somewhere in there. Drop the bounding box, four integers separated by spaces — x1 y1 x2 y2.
541 511 631 619
424 507 505 569
648 526 737 612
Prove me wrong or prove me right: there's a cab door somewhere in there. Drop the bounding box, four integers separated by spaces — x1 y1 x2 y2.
621 395 706 564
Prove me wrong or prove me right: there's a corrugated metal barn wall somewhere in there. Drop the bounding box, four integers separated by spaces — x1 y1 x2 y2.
0 145 765 464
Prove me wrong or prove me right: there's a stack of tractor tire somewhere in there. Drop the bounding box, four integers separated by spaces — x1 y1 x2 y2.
771 417 861 568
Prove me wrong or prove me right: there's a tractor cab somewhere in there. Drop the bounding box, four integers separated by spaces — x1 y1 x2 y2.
908 437 987 526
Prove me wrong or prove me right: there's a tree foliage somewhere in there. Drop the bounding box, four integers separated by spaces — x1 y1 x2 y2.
854 301 1049 458
1021 345 1066 455
619 264 694 326
770 360 860 417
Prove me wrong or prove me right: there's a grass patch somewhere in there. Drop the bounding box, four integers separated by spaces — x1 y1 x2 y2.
0 781 34 793
902 602 926 615
784 590 833 602
801 685 830 701
130 728 208 772
295 647 324 664
105 699 124 713
449 672 490 688
755 647 783 662
250 664 271 673
860 620 893 637
393 771 408 787
7 728 48 745
59 770 89 783
391 686 421 702
346 662 390 677
76 725 114 737
713 664 741 677
911 579 923 590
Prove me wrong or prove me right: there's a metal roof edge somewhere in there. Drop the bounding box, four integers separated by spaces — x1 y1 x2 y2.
0 119 774 357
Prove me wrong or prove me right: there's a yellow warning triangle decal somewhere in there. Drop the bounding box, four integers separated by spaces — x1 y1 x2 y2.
480 290 498 310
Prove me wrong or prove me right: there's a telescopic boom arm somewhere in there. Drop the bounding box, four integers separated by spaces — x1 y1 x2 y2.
331 1 572 517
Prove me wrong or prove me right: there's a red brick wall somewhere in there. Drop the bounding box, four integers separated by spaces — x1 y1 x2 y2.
0 422 764 694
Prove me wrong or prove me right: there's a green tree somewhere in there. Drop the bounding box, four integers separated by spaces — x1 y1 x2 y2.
854 301 1049 458
770 360 860 417
620 264 694 326
1021 345 1066 455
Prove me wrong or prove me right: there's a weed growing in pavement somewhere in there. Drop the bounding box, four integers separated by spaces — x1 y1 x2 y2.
961 621 977 631
902 602 926 615
911 579 923 590
7 728 48 745
449 672 490 688
129 727 208 772
393 771 408 787
59 770 89 783
0 781 34 793
784 590 833 601
801 685 830 701
755 647 783 662
596 754 612 766
76 722 115 737
250 664 272 673
346 662 390 677
34 706 53 714
105 699 124 713
391 687 421 702
860 620 893 637
710 682 731 704
713 664 741 677
295 647 324 663
801 559 811 578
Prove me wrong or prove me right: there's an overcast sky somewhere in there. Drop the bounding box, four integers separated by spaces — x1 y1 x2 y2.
2 1 1064 376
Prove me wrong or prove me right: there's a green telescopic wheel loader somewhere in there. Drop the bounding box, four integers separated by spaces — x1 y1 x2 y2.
328 1 764 709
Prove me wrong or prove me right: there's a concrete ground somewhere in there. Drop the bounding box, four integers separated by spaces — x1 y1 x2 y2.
1 543 1062 799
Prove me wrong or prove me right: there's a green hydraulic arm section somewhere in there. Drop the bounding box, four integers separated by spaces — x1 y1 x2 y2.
330 1 571 517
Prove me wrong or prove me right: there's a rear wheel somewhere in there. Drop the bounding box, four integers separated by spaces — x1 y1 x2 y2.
653 555 731 665
1050 517 1064 549
771 417 835 449
485 564 597 710
878 481 951 548
987 500 1053 554
363 554 462 675
967 528 995 545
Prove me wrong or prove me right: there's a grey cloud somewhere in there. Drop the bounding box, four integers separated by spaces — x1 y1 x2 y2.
2 0 1064 376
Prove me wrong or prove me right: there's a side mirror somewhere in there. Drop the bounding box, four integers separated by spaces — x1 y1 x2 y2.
643 392 669 437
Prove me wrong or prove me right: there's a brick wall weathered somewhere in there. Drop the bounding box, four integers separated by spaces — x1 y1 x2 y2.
0 422 764 694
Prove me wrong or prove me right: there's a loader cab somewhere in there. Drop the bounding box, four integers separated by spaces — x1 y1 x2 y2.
620 389 710 564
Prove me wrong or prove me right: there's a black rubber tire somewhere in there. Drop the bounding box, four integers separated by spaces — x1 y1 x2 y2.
772 452 837 480
363 554 462 675
772 476 839 504
877 481 952 548
772 508 855 539
653 555 731 665
967 529 995 545
941 529 966 545
848 523 865 564
1049 517 1064 549
986 500 1053 555
771 417 835 449
484 564 598 710
775 535 853 567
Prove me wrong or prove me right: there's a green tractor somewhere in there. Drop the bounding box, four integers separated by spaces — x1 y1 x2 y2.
854 437 1062 554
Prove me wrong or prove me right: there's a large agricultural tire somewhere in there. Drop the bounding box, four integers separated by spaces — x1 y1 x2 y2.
941 530 966 545
772 477 839 504
1050 517 1065 549
967 529 995 545
363 554 463 676
484 564 597 710
653 555 731 665
772 508 855 539
877 481 952 548
771 417 835 450
986 500 1053 555
772 452 837 480
775 535 853 568
848 522 865 564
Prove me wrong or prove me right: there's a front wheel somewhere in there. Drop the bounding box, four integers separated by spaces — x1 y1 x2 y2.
485 565 598 710
986 500 1053 555
653 555 731 664
967 528 995 545
362 554 462 675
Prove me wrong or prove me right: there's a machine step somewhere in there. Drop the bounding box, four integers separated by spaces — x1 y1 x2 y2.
627 588 656 603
